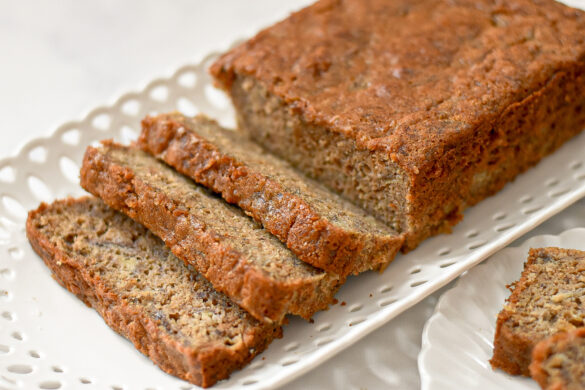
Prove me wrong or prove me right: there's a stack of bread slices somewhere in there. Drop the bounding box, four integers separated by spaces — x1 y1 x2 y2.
27 113 405 387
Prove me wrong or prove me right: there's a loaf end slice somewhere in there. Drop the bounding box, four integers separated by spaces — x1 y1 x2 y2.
138 113 404 276
26 197 282 388
530 327 585 390
80 142 343 322
491 247 585 376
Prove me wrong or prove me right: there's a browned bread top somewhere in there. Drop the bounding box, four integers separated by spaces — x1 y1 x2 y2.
138 113 404 276
491 247 585 376
80 142 343 323
211 0 585 174
530 327 585 390
26 197 281 387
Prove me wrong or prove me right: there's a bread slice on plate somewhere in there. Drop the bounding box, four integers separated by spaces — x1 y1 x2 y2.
530 327 585 390
26 197 282 388
491 247 585 376
80 142 343 323
138 113 404 277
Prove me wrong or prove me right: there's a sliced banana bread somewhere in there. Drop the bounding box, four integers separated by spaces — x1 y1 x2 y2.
211 0 585 251
491 248 585 376
138 113 404 277
530 327 585 390
26 197 282 388
80 142 343 323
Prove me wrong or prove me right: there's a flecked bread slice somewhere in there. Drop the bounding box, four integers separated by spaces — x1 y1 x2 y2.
530 327 585 390
80 142 343 323
491 247 585 376
26 197 282 388
139 113 404 277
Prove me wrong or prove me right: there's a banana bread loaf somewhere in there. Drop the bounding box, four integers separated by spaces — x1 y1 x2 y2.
26 197 282 388
491 247 585 376
138 112 404 276
80 142 343 323
211 0 585 251
530 327 585 390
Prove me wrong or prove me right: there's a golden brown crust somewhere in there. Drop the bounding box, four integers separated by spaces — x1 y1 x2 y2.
530 327 585 390
80 143 343 322
138 113 403 276
26 198 281 388
491 248 585 377
211 0 585 164
491 309 535 376
211 0 585 250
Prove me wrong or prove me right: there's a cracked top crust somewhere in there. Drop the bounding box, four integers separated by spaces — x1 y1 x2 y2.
211 0 585 173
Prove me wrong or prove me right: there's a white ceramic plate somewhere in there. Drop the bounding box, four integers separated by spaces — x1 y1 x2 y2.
419 227 585 390
1 43 585 389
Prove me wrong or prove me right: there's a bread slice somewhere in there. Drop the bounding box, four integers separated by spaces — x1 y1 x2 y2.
491 247 585 376
530 327 585 390
26 197 282 388
138 113 404 277
80 142 343 323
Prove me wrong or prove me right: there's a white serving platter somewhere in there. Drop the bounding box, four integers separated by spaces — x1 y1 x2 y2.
1 45 585 389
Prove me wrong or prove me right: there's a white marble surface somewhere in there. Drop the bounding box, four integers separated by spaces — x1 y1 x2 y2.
2 2 585 390
0 0 312 159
